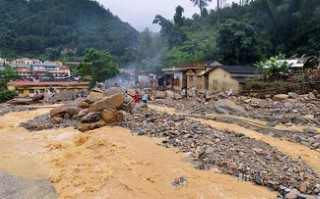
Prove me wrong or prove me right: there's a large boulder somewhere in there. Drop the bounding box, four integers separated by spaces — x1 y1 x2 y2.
288 92 300 99
77 108 89 119
87 91 105 102
214 99 246 115
308 92 316 100
165 90 181 100
50 104 81 118
154 91 166 99
165 90 175 99
273 94 289 101
103 87 123 96
88 93 124 112
71 99 90 109
80 112 101 123
101 107 124 123
77 120 106 132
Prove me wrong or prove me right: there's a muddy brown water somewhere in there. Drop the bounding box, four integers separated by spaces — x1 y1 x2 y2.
0 107 277 198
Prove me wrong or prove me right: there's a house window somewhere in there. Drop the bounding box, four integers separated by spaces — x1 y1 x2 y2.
29 89 35 94
18 90 23 94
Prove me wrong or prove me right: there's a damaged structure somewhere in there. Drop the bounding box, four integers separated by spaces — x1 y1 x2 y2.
161 61 261 93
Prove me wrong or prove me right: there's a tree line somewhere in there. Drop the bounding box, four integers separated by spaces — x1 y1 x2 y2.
139 0 320 72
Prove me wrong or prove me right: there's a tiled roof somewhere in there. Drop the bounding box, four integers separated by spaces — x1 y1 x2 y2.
8 81 89 86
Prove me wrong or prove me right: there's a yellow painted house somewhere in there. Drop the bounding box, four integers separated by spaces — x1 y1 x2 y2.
162 61 261 94
7 80 89 97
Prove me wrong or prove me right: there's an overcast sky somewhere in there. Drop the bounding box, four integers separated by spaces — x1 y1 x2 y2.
97 0 236 32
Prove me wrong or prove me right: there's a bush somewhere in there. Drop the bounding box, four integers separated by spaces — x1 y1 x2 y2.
0 90 17 103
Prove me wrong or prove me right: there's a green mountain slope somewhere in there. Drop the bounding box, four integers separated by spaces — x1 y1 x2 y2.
0 0 139 59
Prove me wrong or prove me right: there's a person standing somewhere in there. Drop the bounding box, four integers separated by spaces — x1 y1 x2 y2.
133 91 140 104
142 90 148 104
191 86 196 98
181 87 187 100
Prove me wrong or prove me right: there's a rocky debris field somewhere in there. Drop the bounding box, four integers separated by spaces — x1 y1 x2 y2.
151 90 320 127
201 115 320 152
20 113 79 131
20 87 127 132
0 104 35 116
123 109 320 197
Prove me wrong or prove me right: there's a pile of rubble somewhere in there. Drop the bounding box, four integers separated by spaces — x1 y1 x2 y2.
0 104 35 116
151 90 320 126
234 92 320 126
208 116 320 152
124 109 320 197
21 87 128 132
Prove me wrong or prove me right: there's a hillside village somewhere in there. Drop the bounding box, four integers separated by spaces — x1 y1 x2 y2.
1 0 320 199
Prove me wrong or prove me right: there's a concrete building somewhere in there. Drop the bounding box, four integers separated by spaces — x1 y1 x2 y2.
7 80 89 97
31 61 69 77
10 58 41 68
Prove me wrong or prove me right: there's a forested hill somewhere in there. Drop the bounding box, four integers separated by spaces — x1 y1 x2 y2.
0 0 139 59
146 0 320 69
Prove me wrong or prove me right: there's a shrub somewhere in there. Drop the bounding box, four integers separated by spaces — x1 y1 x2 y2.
0 90 17 103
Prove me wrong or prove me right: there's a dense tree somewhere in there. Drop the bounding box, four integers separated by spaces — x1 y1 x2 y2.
153 15 186 47
174 6 185 27
0 0 139 64
77 49 119 85
217 19 260 64
190 0 212 17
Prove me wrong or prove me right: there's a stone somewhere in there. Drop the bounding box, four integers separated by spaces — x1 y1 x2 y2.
165 90 176 99
205 146 214 154
214 99 246 115
78 101 90 109
77 120 106 132
265 94 272 98
296 193 317 199
312 143 320 148
299 181 308 193
303 128 318 134
312 90 318 98
273 94 289 101
153 91 166 99
285 189 300 199
103 87 123 96
80 112 101 123
288 92 300 99
87 91 105 102
174 93 182 100
88 93 124 112
101 107 124 123
284 99 298 104
267 121 277 127
77 109 89 119
71 101 90 109
50 116 63 124
50 104 81 118
308 92 316 100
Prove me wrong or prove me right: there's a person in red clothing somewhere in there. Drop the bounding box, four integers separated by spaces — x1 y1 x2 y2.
133 91 140 104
